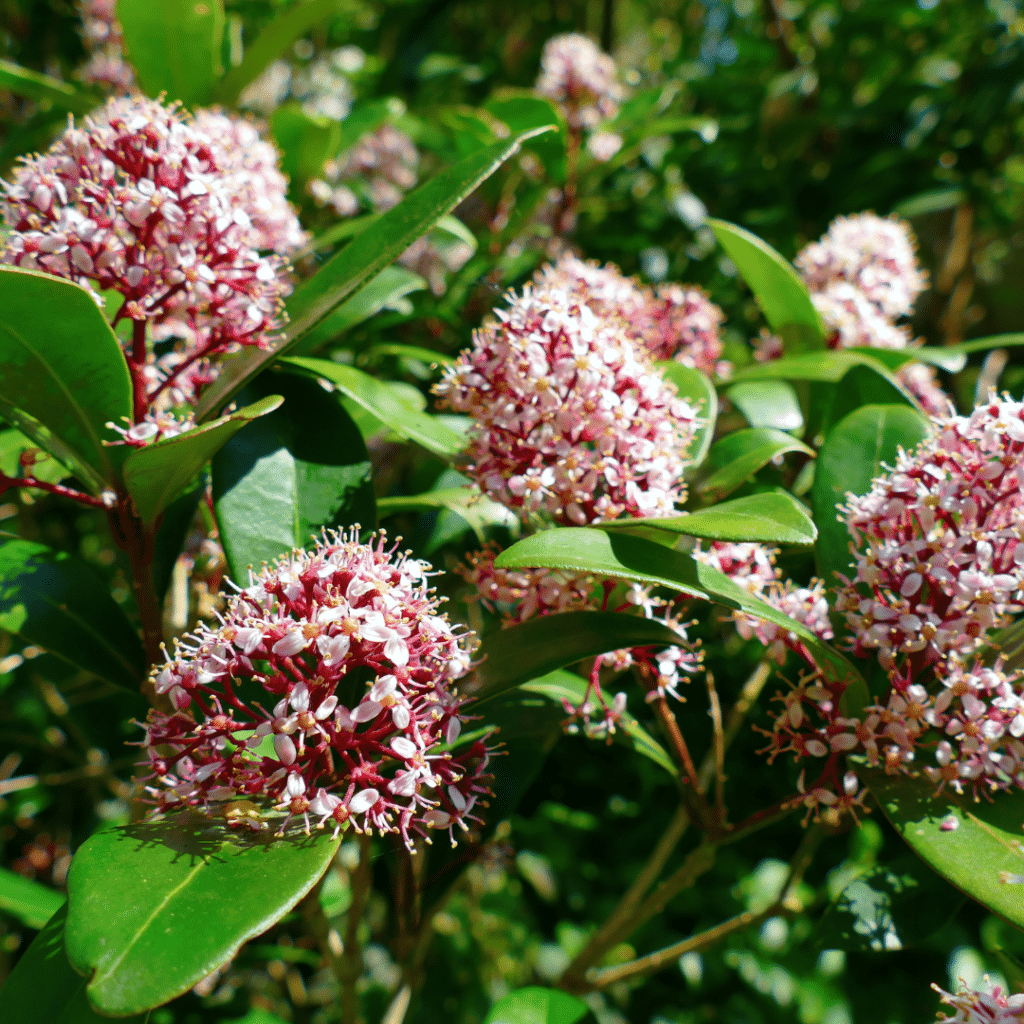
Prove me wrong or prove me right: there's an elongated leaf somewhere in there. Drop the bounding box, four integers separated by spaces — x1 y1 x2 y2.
0 267 132 493
124 395 283 529
475 611 686 701
0 59 96 113
484 91 567 182
282 357 465 460
657 362 718 467
65 817 341 1016
0 904 146 1024
217 0 343 105
376 487 518 542
484 986 593 1024
493 528 862 684
947 333 1024 357
866 769 1024 931
598 491 816 545
731 348 913 387
211 370 375 580
291 266 427 356
813 404 930 589
845 346 966 375
194 126 554 421
727 380 804 432
0 540 145 691
697 427 814 502
116 0 225 106
0 867 63 929
708 219 823 349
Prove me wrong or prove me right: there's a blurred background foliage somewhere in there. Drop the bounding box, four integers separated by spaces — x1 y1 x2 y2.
1 0 1023 1022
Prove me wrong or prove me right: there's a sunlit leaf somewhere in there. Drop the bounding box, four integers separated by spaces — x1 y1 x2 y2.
697 427 814 502
657 362 718 467
727 380 804 432
0 866 63 930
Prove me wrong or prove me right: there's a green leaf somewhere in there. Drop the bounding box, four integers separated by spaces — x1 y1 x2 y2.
474 611 687 702
0 539 145 691
0 267 132 494
376 487 518 543
846 346 966 375
151 471 207 604
270 103 341 193
946 333 1024 357
216 0 343 105
731 348 911 387
597 491 816 545
211 370 375 581
866 769 1024 932
65 817 341 1016
282 357 465 460
290 266 427 356
484 986 593 1024
708 219 824 349
0 428 69 486
0 903 147 1024
194 126 554 422
116 0 225 106
819 364 918 443
484 91 568 182
335 98 396 157
0 59 96 114
656 362 718 467
493 528 863 684
812 404 931 589
123 395 283 529
0 866 63 929
697 427 814 502
727 380 804 432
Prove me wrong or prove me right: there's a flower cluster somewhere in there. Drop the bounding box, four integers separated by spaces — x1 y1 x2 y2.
141 529 491 848
1 96 295 413
933 979 1024 1023
435 277 700 525
77 0 135 92
535 34 624 131
240 46 366 121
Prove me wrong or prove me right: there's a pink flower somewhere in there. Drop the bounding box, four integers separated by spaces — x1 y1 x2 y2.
933 979 1024 1023
142 528 489 848
535 34 624 130
77 0 135 92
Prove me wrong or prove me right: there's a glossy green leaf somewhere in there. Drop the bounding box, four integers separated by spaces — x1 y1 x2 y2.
812 404 930 589
376 487 518 542
484 91 567 182
270 103 340 191
474 610 687 701
0 903 146 1024
0 267 132 494
866 769 1024 931
598 491 816 545
484 986 593 1024
846 346 966 375
0 539 145 691
731 348 911 387
65 817 341 1016
282 357 465 460
697 427 814 502
116 0 225 106
493 528 862 684
124 395 283 529
947 333 1024 357
194 126 554 421
216 0 342 105
299 213 378 258
211 370 375 581
727 380 804 432
656 361 718 467
708 219 824 349
0 866 63 929
291 266 427 356
820 364 918 443
0 59 96 113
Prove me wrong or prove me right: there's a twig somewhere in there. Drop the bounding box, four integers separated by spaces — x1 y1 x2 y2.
704 671 726 815
0 473 108 508
652 696 714 829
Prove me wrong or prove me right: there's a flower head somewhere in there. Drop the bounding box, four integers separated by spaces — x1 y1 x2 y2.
933 979 1024 1023
77 0 135 92
535 34 624 130
141 528 488 848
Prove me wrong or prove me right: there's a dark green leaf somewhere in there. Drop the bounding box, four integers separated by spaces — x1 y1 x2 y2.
727 380 804 432
484 91 567 182
65 817 341 1016
697 427 814 502
0 539 145 691
866 768 1024 932
124 395 283 529
0 59 96 113
474 611 687 701
493 528 862 684
0 903 146 1024
151 471 207 604
376 487 518 542
282 357 465 460
820 364 917 442
194 126 554 421
812 404 930 589
270 103 341 193
708 219 823 349
484 986 593 1024
0 267 132 494
116 0 225 106
211 370 375 581
597 491 816 545
0 866 63 930
656 362 718 467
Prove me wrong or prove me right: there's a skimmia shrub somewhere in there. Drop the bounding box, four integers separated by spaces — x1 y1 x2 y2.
1 6 1023 1024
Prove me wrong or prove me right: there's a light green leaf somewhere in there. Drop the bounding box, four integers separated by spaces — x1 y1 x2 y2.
484 986 592 1024
270 103 340 191
946 333 1024 357
0 867 63 930
0 59 96 113
656 361 718 467
730 348 910 386
697 427 814 502
727 380 804 432
376 487 518 542
485 91 568 182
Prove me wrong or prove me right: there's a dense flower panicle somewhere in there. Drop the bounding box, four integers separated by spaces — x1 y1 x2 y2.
896 360 950 416
835 396 1024 673
796 212 927 319
933 980 1024 1023
811 282 913 350
1 96 292 405
142 529 490 848
78 0 135 91
692 541 778 595
535 34 624 130
435 280 700 524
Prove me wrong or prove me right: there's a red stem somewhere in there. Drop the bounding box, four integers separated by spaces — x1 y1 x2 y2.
129 319 149 424
0 473 107 508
